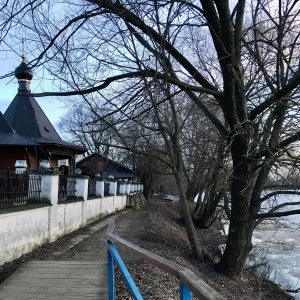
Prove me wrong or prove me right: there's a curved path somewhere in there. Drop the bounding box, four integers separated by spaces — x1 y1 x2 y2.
0 210 133 300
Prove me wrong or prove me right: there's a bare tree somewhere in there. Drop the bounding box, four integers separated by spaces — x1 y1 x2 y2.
2 0 300 279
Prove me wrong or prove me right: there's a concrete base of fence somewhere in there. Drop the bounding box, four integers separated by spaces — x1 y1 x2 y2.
0 192 135 266
0 206 49 264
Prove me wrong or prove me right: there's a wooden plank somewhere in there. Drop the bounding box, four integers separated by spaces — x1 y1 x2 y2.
23 261 106 266
0 295 108 300
12 268 106 275
0 285 105 293
0 261 108 300
0 293 108 300
14 265 106 272
3 272 103 280
1 282 104 289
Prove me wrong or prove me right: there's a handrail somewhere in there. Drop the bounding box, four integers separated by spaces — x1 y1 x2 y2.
107 216 225 300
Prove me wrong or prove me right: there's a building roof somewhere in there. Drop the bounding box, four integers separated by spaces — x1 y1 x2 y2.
4 92 62 141
76 152 136 177
0 112 35 145
76 152 136 173
0 112 15 133
0 132 35 145
1 58 87 153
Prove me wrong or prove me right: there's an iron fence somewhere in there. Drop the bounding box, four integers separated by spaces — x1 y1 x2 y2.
117 182 121 194
88 179 96 197
104 182 110 196
0 171 41 209
58 175 76 201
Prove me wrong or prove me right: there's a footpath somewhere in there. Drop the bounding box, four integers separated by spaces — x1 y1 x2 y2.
0 209 138 300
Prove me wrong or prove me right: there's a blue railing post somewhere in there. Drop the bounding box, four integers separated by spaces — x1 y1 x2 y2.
179 282 191 300
108 242 115 300
108 243 143 300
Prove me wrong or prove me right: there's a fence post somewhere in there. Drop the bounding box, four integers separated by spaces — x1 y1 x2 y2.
125 183 131 195
118 182 126 195
28 170 60 242
109 181 117 196
95 179 104 197
40 173 59 202
76 175 89 224
68 175 89 200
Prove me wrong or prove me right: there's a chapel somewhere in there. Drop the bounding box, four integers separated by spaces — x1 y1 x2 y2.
0 56 87 173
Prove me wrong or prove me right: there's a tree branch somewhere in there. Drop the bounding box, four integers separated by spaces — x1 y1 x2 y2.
88 0 220 94
31 68 223 98
250 130 300 160
249 70 300 120
253 201 300 219
258 191 300 205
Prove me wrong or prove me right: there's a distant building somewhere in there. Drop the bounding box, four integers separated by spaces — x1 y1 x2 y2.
76 153 137 181
0 57 87 173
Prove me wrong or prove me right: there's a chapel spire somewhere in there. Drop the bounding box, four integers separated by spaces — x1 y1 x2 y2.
14 39 33 91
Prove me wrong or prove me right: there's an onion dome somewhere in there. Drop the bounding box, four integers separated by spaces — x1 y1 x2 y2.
15 56 33 82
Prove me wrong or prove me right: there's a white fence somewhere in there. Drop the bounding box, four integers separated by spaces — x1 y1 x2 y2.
0 171 143 265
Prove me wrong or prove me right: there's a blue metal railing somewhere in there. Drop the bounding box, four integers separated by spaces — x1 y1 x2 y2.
107 217 225 300
108 242 143 300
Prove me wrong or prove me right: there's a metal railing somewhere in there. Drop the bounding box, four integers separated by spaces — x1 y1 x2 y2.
0 171 41 209
107 217 225 300
104 182 110 196
88 179 96 197
117 182 121 194
58 175 76 201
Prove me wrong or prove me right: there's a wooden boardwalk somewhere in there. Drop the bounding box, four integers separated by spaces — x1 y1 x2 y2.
0 261 108 300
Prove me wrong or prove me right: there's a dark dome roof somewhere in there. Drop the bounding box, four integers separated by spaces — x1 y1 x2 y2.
15 59 33 81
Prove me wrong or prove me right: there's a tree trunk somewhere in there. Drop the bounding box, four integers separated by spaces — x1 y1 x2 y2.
215 209 254 279
175 171 211 261
185 171 204 202
216 134 253 279
193 141 227 228
195 191 223 228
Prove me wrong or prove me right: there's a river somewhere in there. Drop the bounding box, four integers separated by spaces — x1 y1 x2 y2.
221 193 300 299
248 193 300 299
195 191 300 298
